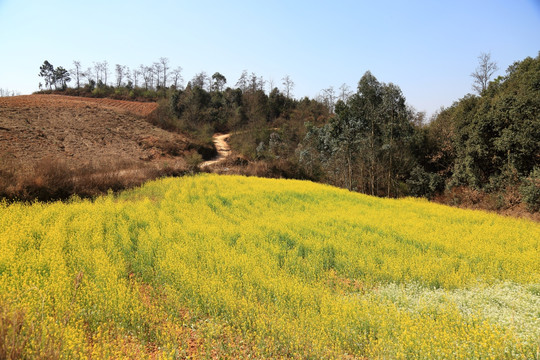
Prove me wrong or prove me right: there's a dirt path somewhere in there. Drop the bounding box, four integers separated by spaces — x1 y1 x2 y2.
199 133 231 169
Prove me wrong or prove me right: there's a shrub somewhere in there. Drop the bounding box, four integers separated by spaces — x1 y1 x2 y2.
185 151 203 172
519 168 540 212
406 166 443 198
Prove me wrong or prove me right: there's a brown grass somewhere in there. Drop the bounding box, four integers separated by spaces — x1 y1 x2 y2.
0 95 192 201
0 156 188 202
433 186 540 222
0 94 158 117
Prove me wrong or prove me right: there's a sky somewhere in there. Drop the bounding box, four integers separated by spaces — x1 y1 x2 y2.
0 0 539 116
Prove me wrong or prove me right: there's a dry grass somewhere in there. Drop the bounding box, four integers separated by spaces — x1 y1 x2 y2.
433 186 540 222
0 95 192 201
0 94 158 117
0 156 188 202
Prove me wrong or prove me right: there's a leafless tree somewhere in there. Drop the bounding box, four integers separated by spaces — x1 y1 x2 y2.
471 52 498 94
192 71 210 90
115 64 126 87
132 68 141 88
267 78 275 93
282 75 294 98
102 61 109 86
236 70 248 92
0 88 18 97
171 66 183 89
148 66 156 89
339 83 352 102
93 62 101 84
322 86 336 113
153 62 163 88
93 61 109 85
72 61 82 89
124 66 133 87
140 65 151 89
259 77 266 93
159 57 169 88
83 67 93 85
248 72 265 92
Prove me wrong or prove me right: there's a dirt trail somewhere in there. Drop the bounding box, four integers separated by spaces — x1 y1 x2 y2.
199 133 231 169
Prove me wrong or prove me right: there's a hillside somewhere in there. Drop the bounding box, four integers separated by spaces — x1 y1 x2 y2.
0 95 198 200
0 174 538 359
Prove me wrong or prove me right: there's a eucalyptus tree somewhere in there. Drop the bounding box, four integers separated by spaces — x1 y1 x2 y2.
211 72 227 92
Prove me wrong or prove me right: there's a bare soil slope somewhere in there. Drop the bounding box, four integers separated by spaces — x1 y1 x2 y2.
0 95 191 199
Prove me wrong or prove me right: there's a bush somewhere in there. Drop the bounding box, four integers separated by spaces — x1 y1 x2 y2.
519 168 540 212
406 166 444 199
185 151 203 172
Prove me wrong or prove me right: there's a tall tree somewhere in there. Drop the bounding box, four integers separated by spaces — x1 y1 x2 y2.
355 71 383 195
248 72 264 92
93 61 102 84
321 86 336 113
171 66 183 89
380 82 412 196
192 72 210 90
115 64 126 87
236 70 248 92
140 65 151 89
471 52 498 95
153 62 163 88
211 72 227 92
160 57 169 88
267 78 277 94
282 75 294 98
72 60 82 89
54 67 71 89
102 61 109 86
132 68 140 88
339 83 352 102
38 60 55 90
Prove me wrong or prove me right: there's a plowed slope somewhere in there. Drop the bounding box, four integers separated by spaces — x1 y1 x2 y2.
0 95 193 199
0 95 187 173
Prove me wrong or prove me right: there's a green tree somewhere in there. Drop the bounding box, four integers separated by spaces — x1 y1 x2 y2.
39 60 55 90
449 53 540 191
54 67 71 89
300 71 417 196
211 72 227 92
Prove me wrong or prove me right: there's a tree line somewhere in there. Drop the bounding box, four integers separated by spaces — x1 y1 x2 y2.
39 58 182 91
36 53 540 212
0 88 20 97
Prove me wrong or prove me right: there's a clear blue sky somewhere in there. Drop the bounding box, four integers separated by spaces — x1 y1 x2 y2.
1 0 539 116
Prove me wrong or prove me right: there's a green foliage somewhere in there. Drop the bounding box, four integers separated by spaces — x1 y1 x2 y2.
299 71 416 196
185 151 203 172
418 53 540 210
519 167 540 212
38 60 56 90
406 166 444 198
446 53 540 190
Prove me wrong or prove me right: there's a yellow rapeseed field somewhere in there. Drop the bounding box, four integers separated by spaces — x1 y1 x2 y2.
0 174 538 359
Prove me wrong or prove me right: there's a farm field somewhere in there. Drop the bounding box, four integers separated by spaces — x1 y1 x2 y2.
0 95 186 173
0 95 196 200
0 174 539 359
0 94 159 117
